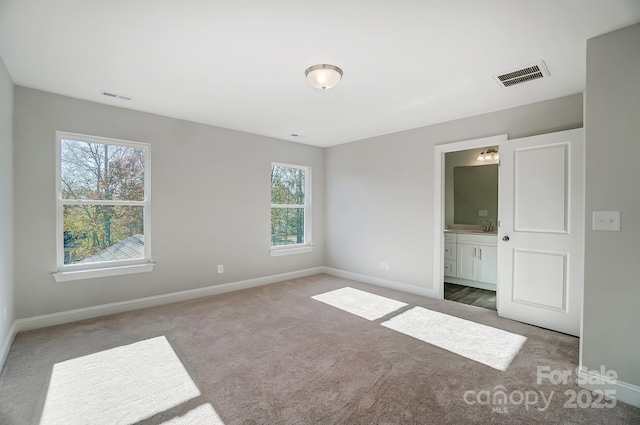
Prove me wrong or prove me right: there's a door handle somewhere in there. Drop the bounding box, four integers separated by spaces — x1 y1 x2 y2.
502 236 510 242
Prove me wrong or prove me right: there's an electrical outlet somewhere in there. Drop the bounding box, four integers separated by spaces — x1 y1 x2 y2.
379 261 390 270
217 265 224 274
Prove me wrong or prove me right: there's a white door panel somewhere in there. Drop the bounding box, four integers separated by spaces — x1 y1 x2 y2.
497 128 584 336
512 250 567 310
514 144 568 233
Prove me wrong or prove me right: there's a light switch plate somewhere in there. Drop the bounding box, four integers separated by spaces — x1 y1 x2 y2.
592 211 620 231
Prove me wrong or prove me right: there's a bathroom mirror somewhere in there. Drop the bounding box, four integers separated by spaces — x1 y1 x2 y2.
453 164 498 225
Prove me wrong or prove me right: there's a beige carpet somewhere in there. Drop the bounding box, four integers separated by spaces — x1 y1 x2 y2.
381 306 526 372
312 286 408 320
39 336 204 425
0 274 639 424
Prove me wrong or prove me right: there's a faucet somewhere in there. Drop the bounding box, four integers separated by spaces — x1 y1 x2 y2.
483 219 492 232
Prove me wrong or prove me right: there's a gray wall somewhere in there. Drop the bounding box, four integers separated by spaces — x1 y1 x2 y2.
0 56 14 362
325 94 583 289
583 24 640 386
13 87 324 319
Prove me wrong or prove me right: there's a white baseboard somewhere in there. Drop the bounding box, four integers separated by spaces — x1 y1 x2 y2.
15 267 324 333
322 267 438 299
578 368 640 409
0 322 17 374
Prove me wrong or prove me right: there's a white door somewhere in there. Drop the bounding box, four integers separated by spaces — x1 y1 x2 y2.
497 128 584 336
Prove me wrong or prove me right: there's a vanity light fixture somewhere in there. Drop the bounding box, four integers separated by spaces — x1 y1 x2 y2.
477 148 499 161
305 64 343 90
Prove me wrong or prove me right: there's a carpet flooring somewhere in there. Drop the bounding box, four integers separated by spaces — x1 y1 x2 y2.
1 274 639 424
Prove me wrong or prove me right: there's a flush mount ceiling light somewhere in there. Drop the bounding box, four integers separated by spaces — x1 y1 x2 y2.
477 148 499 161
305 64 343 90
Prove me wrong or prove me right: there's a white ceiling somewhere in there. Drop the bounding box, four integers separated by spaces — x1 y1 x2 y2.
1 1 639 147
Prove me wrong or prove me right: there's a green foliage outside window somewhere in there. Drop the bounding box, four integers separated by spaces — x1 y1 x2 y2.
271 165 307 246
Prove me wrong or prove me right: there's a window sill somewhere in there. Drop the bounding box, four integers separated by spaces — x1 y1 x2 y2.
52 263 155 283
270 245 314 257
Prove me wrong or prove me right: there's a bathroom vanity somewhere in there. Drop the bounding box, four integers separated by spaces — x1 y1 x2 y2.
444 229 497 291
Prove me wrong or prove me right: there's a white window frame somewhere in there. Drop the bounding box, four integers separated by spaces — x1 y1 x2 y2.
53 131 154 282
270 162 313 257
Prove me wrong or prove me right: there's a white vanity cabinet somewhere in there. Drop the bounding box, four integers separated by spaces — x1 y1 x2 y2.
456 243 478 280
444 231 497 290
477 245 497 283
443 233 457 277
456 234 497 284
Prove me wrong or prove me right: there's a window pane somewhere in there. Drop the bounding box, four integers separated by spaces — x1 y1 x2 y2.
271 165 305 205
63 205 144 264
271 208 305 246
61 139 145 201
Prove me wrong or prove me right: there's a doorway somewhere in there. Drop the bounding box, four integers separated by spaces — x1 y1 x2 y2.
433 134 507 310
433 135 506 310
434 129 584 336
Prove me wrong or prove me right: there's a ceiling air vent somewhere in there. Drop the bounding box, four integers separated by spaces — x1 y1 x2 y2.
493 61 549 88
100 91 132 101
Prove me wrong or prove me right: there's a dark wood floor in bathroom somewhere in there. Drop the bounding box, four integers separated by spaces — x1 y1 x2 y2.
444 282 496 311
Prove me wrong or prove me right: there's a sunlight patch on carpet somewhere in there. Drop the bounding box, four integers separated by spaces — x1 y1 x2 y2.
161 403 225 424
40 336 201 425
381 307 526 371
312 287 407 320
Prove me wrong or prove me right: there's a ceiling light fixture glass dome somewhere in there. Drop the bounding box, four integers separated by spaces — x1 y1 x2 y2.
305 64 343 90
